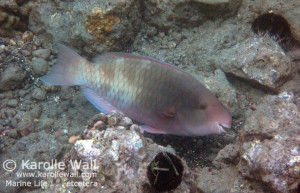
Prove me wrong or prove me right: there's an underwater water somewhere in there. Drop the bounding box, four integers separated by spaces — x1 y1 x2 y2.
0 0 300 193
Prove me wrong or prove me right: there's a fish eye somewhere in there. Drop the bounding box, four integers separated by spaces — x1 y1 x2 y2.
198 101 208 110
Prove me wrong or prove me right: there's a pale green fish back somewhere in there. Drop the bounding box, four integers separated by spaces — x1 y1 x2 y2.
80 56 186 114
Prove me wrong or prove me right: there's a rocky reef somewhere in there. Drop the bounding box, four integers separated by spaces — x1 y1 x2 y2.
41 112 194 193
0 0 33 37
196 92 300 193
238 93 300 193
29 0 142 55
0 0 300 193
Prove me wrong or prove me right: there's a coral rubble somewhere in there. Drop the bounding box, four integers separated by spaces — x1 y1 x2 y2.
42 112 194 193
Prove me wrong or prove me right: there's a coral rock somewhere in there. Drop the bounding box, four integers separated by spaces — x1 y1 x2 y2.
142 0 242 29
0 66 26 91
0 1 33 37
29 0 141 55
239 93 300 193
217 36 292 90
32 48 51 60
42 112 193 193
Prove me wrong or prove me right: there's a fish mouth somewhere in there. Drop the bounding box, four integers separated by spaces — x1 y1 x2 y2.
216 123 231 134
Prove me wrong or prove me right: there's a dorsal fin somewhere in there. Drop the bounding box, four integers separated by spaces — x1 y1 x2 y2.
92 52 186 74
92 53 120 63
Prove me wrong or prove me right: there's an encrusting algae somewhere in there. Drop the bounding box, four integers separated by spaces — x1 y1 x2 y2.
85 7 120 42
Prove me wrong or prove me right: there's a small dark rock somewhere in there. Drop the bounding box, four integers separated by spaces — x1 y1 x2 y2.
31 88 46 101
119 117 133 128
21 49 31 56
18 89 28 97
146 27 158 37
30 57 48 76
7 99 18 108
32 48 51 59
0 66 26 91
30 104 42 119
8 129 19 139
22 31 34 43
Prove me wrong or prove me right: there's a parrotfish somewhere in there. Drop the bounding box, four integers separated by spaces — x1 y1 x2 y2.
40 43 232 136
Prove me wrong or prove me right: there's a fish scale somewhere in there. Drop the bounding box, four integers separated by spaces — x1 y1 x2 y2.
40 43 232 136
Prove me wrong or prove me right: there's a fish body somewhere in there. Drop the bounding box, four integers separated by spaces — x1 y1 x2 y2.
41 44 232 136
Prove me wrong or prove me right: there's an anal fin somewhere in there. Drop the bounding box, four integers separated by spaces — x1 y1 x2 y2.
82 88 118 114
141 125 167 134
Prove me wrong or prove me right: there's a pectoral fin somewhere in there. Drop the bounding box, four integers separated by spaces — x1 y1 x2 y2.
158 106 176 120
82 88 118 114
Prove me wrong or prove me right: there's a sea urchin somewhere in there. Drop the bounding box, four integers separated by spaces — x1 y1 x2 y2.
147 152 184 191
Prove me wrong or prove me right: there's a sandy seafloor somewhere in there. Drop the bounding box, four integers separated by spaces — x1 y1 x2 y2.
0 0 300 193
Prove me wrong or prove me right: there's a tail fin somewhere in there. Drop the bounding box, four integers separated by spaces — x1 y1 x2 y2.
40 43 84 86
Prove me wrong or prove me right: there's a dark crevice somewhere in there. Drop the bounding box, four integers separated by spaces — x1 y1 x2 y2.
240 133 274 143
225 72 279 94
